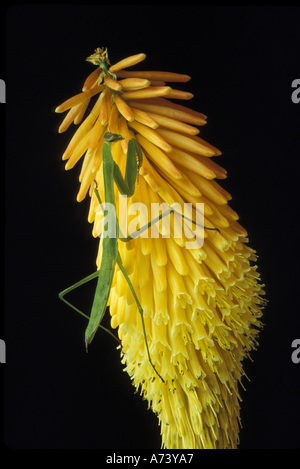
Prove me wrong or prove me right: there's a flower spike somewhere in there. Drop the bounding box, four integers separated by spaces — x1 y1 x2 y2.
56 48 266 449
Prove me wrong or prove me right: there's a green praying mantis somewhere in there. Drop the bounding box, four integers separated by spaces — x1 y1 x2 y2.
59 132 167 382
59 131 219 383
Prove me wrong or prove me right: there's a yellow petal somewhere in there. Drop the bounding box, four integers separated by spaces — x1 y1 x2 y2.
129 120 172 152
147 111 200 135
136 247 151 288
167 89 194 100
99 88 110 126
62 93 103 160
82 67 101 91
113 94 135 122
104 74 122 91
116 70 191 82
108 103 120 134
195 154 227 179
167 148 217 180
109 53 146 73
55 85 103 113
127 99 207 126
58 104 82 133
167 262 191 307
118 77 151 90
118 116 134 153
121 86 172 100
79 148 93 183
131 108 158 129
76 152 96 202
65 128 92 170
73 100 89 125
136 134 182 180
184 169 231 205
88 117 105 153
91 135 105 174
163 170 202 198
156 128 216 157
165 236 189 276
140 155 162 193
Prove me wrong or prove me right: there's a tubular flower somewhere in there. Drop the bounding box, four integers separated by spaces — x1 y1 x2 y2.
56 48 266 449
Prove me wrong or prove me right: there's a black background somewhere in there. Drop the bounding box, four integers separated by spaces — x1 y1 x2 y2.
4 4 300 451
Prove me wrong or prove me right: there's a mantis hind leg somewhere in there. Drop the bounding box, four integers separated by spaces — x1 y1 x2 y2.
59 272 120 344
120 206 220 242
116 253 165 384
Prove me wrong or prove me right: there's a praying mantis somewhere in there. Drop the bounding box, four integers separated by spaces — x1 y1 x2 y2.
59 131 219 383
59 131 167 382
